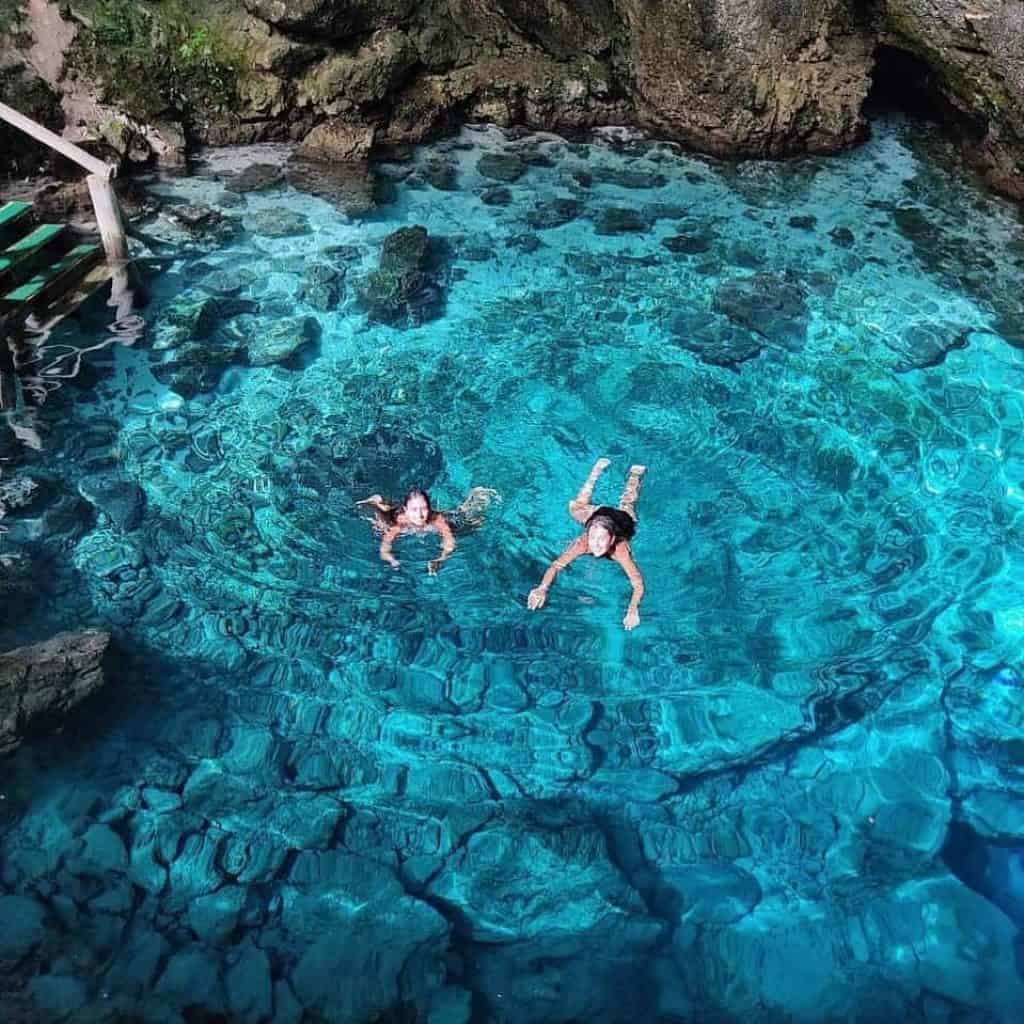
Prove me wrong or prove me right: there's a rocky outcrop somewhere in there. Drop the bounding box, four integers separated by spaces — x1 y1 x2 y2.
0 629 111 757
625 0 875 157
2 1 1023 202
882 0 1024 199
295 118 376 163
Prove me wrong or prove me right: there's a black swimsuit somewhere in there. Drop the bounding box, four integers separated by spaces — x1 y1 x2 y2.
585 505 636 553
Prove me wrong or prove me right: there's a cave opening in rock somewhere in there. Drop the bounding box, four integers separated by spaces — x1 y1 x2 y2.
865 44 949 122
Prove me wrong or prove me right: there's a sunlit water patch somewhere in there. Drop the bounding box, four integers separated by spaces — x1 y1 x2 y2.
2 116 1024 1021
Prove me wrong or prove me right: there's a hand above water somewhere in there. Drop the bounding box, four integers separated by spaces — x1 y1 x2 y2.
623 607 640 631
527 586 548 610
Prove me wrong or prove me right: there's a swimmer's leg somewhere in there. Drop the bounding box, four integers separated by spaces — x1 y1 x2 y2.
618 464 647 521
569 457 610 524
355 494 395 533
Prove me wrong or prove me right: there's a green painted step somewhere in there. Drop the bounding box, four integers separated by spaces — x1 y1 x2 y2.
0 201 32 237
2 244 102 305
0 223 65 276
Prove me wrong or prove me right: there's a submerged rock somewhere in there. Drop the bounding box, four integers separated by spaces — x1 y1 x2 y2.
286 851 449 1021
150 334 246 398
412 159 458 191
829 225 856 247
163 203 243 245
590 165 668 189
478 152 527 183
0 550 40 620
199 267 259 296
78 472 146 532
381 225 429 274
225 162 285 193
244 208 313 238
480 186 513 206
332 423 444 497
593 206 649 235
0 630 111 757
662 230 714 254
525 197 582 230
0 894 48 961
788 213 817 231
149 293 258 396
248 316 322 367
669 311 764 369
287 159 379 217
713 272 808 350
884 322 972 373
302 260 345 310
357 225 445 326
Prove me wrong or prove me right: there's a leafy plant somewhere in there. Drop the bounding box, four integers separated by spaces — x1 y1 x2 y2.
71 0 242 122
0 0 26 37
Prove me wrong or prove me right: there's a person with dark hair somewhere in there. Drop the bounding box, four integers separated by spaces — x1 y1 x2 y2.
358 486 497 574
527 458 646 630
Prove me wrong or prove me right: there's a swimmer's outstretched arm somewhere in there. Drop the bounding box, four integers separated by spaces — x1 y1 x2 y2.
379 525 401 569
612 544 645 630
527 536 586 610
356 494 392 513
428 516 456 575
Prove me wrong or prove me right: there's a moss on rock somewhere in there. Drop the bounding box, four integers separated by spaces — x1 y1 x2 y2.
67 0 244 124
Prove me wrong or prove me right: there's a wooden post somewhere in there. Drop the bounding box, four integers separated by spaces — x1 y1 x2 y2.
87 174 129 263
0 316 18 412
0 101 129 267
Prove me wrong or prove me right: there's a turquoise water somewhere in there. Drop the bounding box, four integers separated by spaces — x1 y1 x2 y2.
2 116 1024 1021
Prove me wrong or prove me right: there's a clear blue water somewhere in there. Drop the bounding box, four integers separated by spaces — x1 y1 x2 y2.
2 116 1024 1022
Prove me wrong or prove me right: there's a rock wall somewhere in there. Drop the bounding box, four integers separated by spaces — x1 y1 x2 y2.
1 1 1022 197
882 0 1024 199
0 629 111 756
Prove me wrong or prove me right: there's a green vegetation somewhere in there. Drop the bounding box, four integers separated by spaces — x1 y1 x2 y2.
71 0 242 122
0 0 25 37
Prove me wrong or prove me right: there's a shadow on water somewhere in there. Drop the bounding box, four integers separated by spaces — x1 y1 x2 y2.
1 639 232 823
943 820 1024 979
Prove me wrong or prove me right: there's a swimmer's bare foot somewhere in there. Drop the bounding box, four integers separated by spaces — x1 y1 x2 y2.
619 465 647 519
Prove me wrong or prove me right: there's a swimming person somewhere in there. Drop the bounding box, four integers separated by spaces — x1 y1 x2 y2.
527 458 646 630
358 486 498 574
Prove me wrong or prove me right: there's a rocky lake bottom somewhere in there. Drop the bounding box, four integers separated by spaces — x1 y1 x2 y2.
2 115 1024 1022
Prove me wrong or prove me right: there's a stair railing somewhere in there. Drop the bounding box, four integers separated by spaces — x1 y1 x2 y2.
0 100 128 263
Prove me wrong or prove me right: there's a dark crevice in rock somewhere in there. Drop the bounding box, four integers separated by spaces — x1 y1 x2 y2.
942 821 1024 982
593 810 680 938
578 700 607 773
669 645 929 801
865 45 952 123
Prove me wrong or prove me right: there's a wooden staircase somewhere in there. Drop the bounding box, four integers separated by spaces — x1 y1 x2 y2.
0 101 132 411
0 200 104 313
0 199 109 409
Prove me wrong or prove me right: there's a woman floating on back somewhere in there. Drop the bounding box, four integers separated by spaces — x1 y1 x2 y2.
358 486 498 574
528 458 646 630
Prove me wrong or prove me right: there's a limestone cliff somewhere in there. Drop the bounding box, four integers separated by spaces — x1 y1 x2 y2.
0 0 1021 200
882 0 1024 199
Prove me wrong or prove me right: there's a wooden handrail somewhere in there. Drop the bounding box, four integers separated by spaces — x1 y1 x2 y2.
0 101 127 263
0 101 116 180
